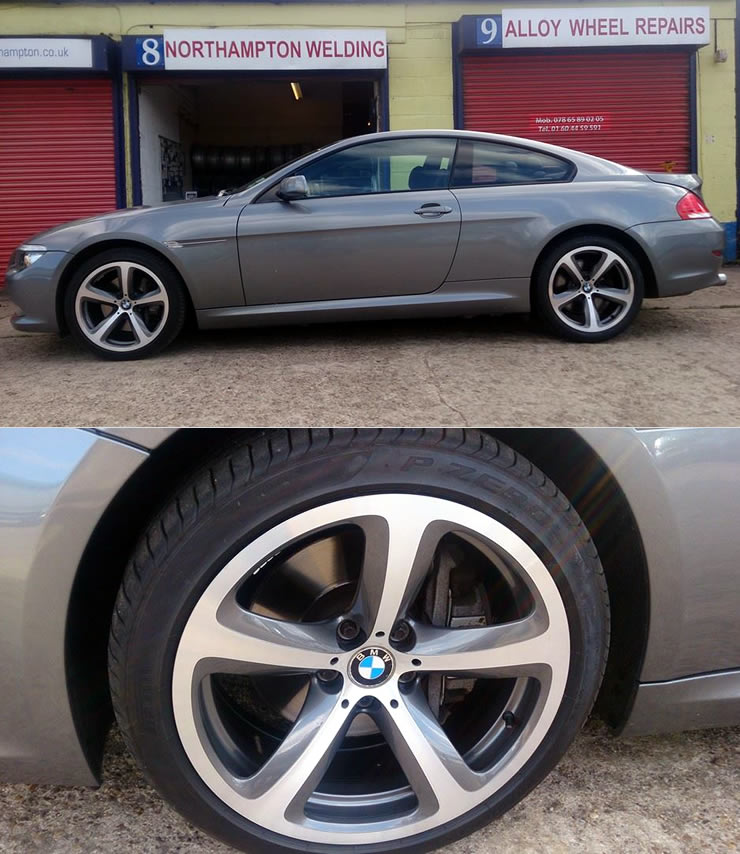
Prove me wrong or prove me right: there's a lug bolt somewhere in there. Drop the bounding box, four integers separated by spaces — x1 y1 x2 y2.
398 672 416 684
317 670 338 682
390 620 411 644
358 696 374 708
337 619 360 642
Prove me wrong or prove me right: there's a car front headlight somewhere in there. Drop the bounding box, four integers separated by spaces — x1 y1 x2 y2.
10 244 47 272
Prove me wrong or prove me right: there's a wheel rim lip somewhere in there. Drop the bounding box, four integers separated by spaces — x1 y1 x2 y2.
172 493 571 845
74 261 169 351
547 245 635 333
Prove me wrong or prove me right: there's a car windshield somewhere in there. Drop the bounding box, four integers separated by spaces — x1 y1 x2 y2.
232 143 330 194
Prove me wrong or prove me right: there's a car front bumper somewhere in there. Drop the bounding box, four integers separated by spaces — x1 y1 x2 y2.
5 250 69 334
628 218 726 298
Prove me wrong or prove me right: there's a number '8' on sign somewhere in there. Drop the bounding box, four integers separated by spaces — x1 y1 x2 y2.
475 15 503 47
137 36 165 68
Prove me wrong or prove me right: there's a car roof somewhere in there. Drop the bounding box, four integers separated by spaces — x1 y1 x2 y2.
232 127 636 200
318 129 636 176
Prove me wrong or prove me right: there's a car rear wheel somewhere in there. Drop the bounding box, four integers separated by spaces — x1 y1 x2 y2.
64 248 186 360
109 429 609 854
533 235 645 342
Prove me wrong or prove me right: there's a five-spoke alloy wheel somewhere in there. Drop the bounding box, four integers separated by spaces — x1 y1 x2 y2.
534 235 644 342
64 248 186 359
110 430 609 854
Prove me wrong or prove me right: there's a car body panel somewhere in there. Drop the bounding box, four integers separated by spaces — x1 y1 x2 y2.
0 427 738 787
7 198 245 313
4 130 726 337
578 427 740 681
0 429 148 785
446 178 683 283
196 278 531 328
5 250 68 333
623 670 740 736
627 219 727 296
237 190 462 304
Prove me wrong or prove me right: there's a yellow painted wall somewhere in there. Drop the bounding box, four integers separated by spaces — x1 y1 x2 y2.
696 17 736 222
1 1 736 219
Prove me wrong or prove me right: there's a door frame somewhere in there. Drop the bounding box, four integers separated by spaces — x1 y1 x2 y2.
125 68 390 207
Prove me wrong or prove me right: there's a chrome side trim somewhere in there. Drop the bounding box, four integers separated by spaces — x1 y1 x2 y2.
164 237 228 249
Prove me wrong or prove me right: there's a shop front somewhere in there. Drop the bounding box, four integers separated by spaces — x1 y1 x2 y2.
451 4 736 254
0 2 735 259
0 35 123 279
120 29 388 205
454 8 709 172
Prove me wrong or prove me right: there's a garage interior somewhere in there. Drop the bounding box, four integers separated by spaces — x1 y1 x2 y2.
136 76 378 204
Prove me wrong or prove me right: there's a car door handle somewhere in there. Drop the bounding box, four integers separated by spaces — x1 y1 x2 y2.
413 203 454 217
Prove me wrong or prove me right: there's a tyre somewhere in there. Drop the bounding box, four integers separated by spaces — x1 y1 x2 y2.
109 429 609 854
533 234 644 342
64 247 186 360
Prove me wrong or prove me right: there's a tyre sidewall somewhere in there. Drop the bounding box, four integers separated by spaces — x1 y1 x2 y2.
115 432 608 854
63 247 186 360
534 235 645 342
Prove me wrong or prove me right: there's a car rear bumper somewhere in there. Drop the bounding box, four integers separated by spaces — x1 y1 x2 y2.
5 250 68 334
627 219 726 298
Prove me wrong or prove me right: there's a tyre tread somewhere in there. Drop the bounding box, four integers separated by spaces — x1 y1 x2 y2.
108 428 611 844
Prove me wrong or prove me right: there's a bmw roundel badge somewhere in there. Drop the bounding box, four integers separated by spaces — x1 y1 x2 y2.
349 647 394 686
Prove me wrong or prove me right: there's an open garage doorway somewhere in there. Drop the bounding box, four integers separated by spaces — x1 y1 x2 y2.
135 75 380 205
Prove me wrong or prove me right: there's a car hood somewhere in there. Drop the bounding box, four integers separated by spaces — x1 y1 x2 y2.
24 196 224 249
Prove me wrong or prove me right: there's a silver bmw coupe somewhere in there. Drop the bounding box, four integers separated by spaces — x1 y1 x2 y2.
1 427 738 854
5 130 726 359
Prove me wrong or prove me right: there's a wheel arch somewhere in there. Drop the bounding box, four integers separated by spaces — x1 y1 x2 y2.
65 428 259 781
55 239 196 335
529 224 659 303
64 428 650 784
486 429 650 730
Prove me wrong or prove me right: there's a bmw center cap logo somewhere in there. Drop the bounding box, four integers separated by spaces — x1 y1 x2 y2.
349 647 394 687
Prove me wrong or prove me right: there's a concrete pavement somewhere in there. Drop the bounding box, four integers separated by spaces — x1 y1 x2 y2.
1 722 737 853
1 269 739 427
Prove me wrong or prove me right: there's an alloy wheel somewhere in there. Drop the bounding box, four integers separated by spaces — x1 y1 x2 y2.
74 261 170 352
172 493 571 846
547 245 635 333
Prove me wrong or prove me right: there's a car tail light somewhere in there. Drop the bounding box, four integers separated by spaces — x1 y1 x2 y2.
676 191 712 220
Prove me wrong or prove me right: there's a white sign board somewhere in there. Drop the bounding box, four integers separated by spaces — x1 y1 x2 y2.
501 7 710 48
157 29 387 70
0 38 93 68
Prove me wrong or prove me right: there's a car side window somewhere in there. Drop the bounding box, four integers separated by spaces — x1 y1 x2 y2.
296 137 457 198
451 140 574 188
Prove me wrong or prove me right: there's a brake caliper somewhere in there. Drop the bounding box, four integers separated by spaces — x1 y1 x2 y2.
423 545 491 722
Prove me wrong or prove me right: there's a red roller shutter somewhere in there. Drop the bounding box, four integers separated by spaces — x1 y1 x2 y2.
0 78 117 284
462 50 691 172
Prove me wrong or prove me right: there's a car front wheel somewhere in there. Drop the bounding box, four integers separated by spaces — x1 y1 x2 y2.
109 429 609 854
64 247 186 359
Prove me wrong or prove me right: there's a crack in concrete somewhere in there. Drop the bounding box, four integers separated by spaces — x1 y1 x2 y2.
424 354 470 426
644 304 740 311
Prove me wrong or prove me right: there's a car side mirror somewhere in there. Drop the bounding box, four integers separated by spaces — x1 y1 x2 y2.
276 175 309 201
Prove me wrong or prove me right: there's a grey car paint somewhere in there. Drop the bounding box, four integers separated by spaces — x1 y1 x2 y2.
0 429 147 785
0 427 738 787
236 189 462 303
5 130 726 336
